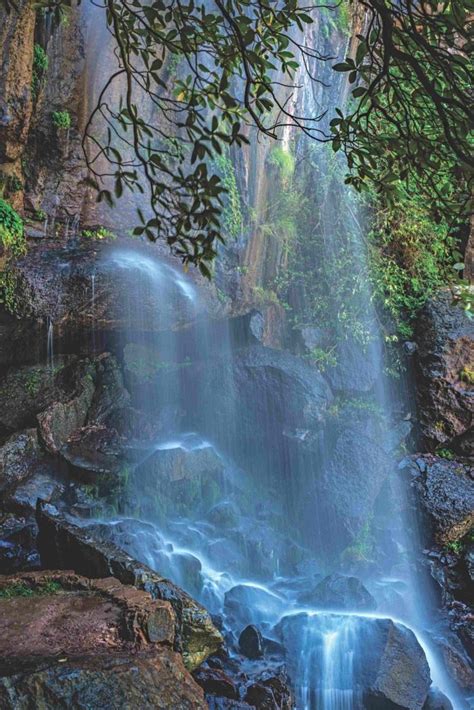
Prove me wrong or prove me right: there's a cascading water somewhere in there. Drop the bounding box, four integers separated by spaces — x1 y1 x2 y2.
72 3 467 709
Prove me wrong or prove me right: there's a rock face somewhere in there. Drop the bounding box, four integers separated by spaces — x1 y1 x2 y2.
278 613 431 710
239 625 264 660
415 292 474 457
0 571 206 709
298 573 377 611
403 455 474 545
0 0 35 193
0 429 41 494
36 503 222 670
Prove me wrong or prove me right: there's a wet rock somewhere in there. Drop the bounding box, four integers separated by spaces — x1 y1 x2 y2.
0 429 41 495
244 669 293 710
36 503 222 670
0 651 207 710
403 455 474 544
193 668 239 700
298 573 377 611
239 625 264 659
415 292 474 455
301 418 392 557
224 584 286 628
59 424 125 481
423 688 453 710
37 358 96 454
434 630 474 692
0 358 76 435
6 241 207 335
0 570 175 669
87 352 131 426
134 443 225 516
208 501 240 529
0 514 39 573
278 613 431 710
326 338 382 394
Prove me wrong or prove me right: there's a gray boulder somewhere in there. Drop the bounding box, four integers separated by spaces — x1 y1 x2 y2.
298 573 377 611
402 455 474 544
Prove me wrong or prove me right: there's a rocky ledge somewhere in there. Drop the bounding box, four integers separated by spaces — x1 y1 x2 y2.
0 570 207 709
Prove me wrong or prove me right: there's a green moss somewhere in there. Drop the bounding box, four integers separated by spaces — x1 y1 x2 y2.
52 110 71 130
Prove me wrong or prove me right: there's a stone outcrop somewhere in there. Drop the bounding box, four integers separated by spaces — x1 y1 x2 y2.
0 570 206 709
402 455 473 545
415 292 474 457
36 503 222 670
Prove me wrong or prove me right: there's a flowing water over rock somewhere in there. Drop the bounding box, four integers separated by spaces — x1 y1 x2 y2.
86 241 463 709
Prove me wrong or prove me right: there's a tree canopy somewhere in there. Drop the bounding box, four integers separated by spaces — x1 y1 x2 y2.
6 0 474 273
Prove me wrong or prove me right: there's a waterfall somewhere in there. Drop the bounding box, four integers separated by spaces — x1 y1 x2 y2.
73 4 465 708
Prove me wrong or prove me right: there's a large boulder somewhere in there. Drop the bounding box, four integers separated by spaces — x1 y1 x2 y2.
36 503 222 670
402 455 474 545
0 570 205 709
415 292 473 456
298 573 377 611
133 441 226 518
0 357 81 435
299 415 393 557
37 359 96 454
277 612 431 710
199 344 333 484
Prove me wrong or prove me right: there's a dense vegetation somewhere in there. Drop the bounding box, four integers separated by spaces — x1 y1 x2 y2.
16 0 470 278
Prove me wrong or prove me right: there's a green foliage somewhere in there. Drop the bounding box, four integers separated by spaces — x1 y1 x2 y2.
0 173 23 196
81 226 115 241
213 153 243 239
368 185 457 338
436 447 455 460
34 209 47 222
32 43 48 99
268 146 295 183
308 346 337 371
0 199 25 257
331 0 472 227
274 143 374 347
460 366 474 385
51 110 71 130
445 540 463 555
0 580 62 598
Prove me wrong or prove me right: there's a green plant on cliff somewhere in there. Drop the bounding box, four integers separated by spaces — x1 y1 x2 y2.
32 43 48 99
268 146 295 184
0 199 26 257
368 186 458 338
51 110 71 130
213 152 243 240
81 226 116 241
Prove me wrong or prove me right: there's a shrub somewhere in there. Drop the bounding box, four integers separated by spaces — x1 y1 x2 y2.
32 44 48 99
52 110 71 130
81 226 115 240
0 199 26 256
268 146 295 183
